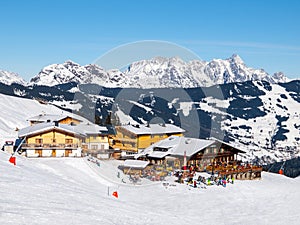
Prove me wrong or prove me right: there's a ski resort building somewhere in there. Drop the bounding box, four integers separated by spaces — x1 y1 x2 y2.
18 122 85 157
78 123 112 158
18 114 111 158
110 124 185 154
136 136 262 180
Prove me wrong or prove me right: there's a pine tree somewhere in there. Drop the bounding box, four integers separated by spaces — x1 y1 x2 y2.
95 115 101 125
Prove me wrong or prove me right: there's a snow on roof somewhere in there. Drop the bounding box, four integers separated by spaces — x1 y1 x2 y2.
137 136 215 159
123 160 149 169
209 137 246 154
172 137 214 157
138 136 247 159
121 124 185 135
18 122 86 137
27 114 82 123
74 123 108 135
147 151 170 159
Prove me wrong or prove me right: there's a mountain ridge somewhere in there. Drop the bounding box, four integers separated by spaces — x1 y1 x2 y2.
0 69 27 86
0 55 289 88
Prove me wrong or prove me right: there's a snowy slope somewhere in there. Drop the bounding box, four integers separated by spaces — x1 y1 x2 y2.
0 151 300 225
29 55 289 88
0 69 27 86
185 81 300 161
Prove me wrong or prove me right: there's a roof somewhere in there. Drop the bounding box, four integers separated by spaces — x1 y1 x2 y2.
119 124 185 135
74 123 108 135
27 114 82 123
123 160 149 169
137 136 247 159
18 122 86 138
209 137 246 154
141 136 214 159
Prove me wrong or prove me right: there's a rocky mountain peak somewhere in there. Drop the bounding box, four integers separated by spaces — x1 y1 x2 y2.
26 56 290 88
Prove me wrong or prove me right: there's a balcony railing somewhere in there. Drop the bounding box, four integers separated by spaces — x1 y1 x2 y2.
206 165 263 175
111 144 137 152
194 151 236 159
22 143 79 149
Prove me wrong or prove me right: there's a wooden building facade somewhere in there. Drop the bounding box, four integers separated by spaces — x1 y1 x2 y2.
136 136 262 180
19 123 85 157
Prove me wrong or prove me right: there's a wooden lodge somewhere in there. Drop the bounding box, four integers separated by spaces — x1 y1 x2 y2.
136 136 262 180
18 114 112 158
18 122 85 157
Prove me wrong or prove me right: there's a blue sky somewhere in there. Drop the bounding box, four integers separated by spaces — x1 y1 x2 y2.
1 0 300 81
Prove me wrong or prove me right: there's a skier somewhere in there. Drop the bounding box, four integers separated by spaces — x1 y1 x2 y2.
207 177 211 186
222 178 227 187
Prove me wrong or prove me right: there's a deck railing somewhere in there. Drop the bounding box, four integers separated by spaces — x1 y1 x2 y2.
206 165 263 175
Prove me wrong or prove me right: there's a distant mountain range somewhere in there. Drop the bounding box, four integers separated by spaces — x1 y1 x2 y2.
1 55 290 88
0 69 27 86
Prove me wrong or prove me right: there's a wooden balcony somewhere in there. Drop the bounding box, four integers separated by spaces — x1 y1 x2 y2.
112 138 137 145
110 144 137 152
22 143 79 149
206 165 263 176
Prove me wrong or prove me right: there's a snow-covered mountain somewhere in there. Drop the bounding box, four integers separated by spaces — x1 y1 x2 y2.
30 61 110 86
29 55 289 88
122 54 289 88
90 80 300 163
0 69 27 85
29 60 130 87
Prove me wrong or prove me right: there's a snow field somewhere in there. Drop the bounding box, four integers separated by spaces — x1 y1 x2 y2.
1 151 300 225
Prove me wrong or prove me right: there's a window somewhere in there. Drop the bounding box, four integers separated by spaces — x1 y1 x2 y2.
91 145 98 150
154 147 168 152
35 138 42 144
65 139 73 144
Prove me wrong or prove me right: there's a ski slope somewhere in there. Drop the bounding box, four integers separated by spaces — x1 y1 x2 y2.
1 151 300 225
